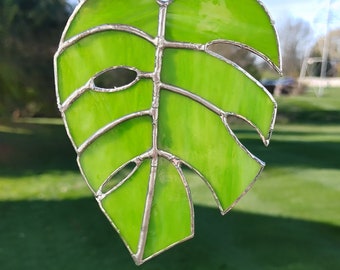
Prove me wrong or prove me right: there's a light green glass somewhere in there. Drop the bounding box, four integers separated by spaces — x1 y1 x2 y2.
54 0 280 265
158 90 263 210
166 0 280 68
56 31 155 103
65 79 153 147
79 117 152 191
63 0 159 40
143 157 193 259
101 159 151 255
162 48 276 140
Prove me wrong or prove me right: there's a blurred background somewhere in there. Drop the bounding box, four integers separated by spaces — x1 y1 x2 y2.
0 0 339 269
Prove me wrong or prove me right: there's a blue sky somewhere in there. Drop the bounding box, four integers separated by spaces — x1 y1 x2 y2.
261 0 340 37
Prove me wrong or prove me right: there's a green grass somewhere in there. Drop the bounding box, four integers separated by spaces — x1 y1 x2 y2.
0 88 340 269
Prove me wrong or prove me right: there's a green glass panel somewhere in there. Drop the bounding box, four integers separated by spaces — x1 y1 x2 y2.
143 158 192 258
55 0 280 263
65 79 153 147
166 0 280 67
158 91 263 210
63 0 159 41
56 31 155 103
162 48 276 139
101 159 151 254
79 116 152 191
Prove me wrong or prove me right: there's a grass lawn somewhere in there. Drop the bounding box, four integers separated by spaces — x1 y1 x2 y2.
0 87 340 269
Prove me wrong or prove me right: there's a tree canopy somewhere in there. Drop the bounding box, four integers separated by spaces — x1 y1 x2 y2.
309 29 340 77
0 0 70 117
277 17 314 77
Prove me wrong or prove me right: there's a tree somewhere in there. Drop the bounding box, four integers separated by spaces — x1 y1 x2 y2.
277 17 314 77
0 0 70 117
309 29 340 76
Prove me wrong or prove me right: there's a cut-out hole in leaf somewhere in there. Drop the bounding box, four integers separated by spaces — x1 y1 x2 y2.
100 161 138 194
208 42 267 80
227 114 267 158
93 67 138 90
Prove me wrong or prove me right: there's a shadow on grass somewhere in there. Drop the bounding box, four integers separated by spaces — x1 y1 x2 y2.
0 198 339 270
2 120 340 177
246 139 340 169
277 109 340 124
231 128 340 169
0 122 78 175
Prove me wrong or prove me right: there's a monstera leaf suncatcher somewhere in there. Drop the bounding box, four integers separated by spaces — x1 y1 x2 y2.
54 0 281 265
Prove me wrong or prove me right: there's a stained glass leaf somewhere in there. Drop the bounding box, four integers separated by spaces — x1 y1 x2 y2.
54 0 280 265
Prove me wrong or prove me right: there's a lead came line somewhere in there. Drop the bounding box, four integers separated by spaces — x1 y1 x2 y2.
134 1 170 264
